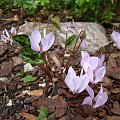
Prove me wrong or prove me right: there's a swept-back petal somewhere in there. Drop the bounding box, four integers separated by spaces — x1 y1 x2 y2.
111 31 120 43
94 66 106 83
87 68 93 83
40 38 49 52
93 92 108 108
45 32 55 51
86 85 94 99
65 66 76 92
81 51 91 73
11 27 16 35
29 36 40 52
82 96 93 106
111 31 120 49
30 29 41 43
29 29 41 52
4 29 10 39
116 40 120 49
77 74 89 93
66 21 73 28
90 57 98 70
43 28 46 38
73 76 81 93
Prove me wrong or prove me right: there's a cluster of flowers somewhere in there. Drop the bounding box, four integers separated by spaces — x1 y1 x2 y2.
1 27 16 45
65 51 107 108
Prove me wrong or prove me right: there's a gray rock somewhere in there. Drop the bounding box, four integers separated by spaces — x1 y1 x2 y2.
18 22 108 54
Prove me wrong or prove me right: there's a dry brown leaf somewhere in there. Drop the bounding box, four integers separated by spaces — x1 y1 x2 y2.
29 89 43 96
21 112 37 120
11 15 19 22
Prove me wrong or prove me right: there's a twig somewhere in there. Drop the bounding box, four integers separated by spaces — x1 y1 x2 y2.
38 64 52 77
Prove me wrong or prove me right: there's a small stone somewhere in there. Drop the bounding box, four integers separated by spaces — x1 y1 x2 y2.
39 83 46 87
7 99 13 106
24 63 34 72
0 77 8 82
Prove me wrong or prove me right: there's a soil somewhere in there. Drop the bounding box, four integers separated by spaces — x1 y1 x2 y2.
0 9 120 120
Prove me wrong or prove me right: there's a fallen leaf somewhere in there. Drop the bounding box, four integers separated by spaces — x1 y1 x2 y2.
111 102 120 115
103 77 111 87
107 115 120 120
29 89 43 96
111 88 120 94
11 15 19 22
21 112 37 120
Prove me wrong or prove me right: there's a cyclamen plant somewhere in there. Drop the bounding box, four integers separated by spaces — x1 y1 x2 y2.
1 20 119 109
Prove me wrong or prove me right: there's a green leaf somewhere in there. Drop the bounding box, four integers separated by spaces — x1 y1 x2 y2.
66 35 77 48
13 34 30 47
22 75 37 83
20 54 43 65
86 0 90 2
37 106 48 120
38 106 48 117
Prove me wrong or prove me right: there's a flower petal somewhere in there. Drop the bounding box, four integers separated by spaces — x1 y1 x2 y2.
45 32 55 51
29 29 41 52
11 27 16 35
90 57 98 70
111 31 120 43
86 85 94 99
111 31 120 49
73 76 81 93
77 74 89 93
82 96 93 106
94 66 106 83
87 68 94 83
65 66 76 92
30 29 41 43
30 37 40 52
81 51 91 73
93 92 108 108
40 38 49 52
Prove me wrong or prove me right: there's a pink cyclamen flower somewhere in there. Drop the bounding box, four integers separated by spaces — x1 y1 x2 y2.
111 31 120 49
10 27 17 35
1 29 13 45
80 51 106 83
65 66 89 94
66 20 79 35
82 84 108 108
29 28 55 53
